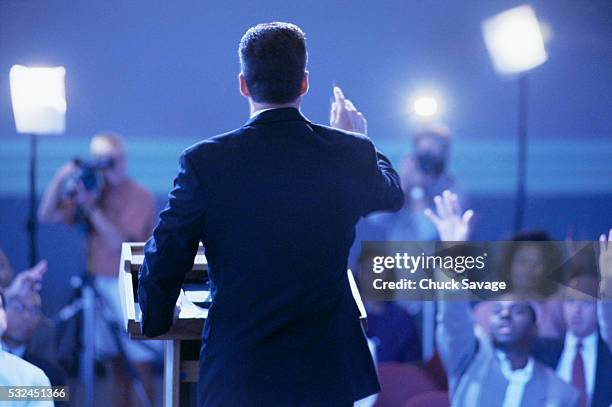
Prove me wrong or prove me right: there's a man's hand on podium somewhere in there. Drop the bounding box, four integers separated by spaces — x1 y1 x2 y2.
174 290 184 324
330 86 367 135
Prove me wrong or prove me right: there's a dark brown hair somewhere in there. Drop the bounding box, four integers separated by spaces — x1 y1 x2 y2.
239 22 307 104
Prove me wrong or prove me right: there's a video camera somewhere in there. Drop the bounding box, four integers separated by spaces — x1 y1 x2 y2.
63 157 115 198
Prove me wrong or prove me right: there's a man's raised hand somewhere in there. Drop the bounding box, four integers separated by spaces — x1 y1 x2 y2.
330 86 367 135
424 190 474 242
599 227 612 297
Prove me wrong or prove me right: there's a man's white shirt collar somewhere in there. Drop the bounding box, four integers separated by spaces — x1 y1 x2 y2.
495 351 535 407
249 107 279 119
556 331 598 402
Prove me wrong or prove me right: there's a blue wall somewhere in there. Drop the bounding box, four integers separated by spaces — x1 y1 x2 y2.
1 0 611 314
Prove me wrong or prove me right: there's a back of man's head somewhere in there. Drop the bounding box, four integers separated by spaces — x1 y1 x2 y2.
239 22 307 104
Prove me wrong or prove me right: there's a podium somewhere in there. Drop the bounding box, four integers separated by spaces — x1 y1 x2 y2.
118 242 208 407
118 242 368 407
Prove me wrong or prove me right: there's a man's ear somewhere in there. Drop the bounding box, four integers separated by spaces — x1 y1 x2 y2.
300 71 309 96
239 73 250 98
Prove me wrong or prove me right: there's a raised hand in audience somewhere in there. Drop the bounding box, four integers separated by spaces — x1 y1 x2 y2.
599 227 612 298
5 260 48 298
424 190 474 242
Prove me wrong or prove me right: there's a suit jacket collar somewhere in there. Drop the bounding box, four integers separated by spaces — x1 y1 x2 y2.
519 362 548 407
244 107 310 127
593 334 612 407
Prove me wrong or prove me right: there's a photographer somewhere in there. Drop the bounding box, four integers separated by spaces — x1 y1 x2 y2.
361 126 460 247
395 126 459 240
38 132 157 407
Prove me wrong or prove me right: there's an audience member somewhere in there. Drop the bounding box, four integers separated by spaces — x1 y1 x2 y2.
596 228 612 351
0 249 13 287
473 231 566 338
532 272 612 407
2 290 67 388
0 291 54 407
355 248 422 363
427 191 580 407
363 126 460 243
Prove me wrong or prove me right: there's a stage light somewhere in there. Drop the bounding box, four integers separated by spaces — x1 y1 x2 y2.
9 64 67 268
482 5 549 232
481 5 547 74
9 65 66 134
413 96 438 117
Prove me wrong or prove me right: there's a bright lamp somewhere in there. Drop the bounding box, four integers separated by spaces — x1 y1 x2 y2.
481 5 549 232
9 65 66 134
482 5 547 74
413 97 438 118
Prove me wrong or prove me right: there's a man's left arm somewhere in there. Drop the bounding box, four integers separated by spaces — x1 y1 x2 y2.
138 150 206 337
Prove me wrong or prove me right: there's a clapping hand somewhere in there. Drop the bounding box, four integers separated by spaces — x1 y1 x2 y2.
424 190 474 242
330 86 367 134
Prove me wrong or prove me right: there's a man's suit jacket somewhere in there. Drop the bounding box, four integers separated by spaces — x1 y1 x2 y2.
437 300 580 407
532 334 612 407
138 107 404 406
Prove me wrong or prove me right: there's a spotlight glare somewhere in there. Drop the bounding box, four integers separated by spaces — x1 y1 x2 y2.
413 97 438 117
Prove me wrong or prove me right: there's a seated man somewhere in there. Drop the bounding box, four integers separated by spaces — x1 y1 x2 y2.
426 191 580 407
356 248 421 363
532 272 612 407
0 291 53 407
365 301 421 363
2 290 67 388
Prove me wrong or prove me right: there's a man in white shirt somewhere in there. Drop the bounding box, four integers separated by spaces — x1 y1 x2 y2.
0 291 53 407
533 272 612 407
426 190 580 407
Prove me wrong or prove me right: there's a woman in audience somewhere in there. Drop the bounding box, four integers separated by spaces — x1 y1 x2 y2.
473 231 567 338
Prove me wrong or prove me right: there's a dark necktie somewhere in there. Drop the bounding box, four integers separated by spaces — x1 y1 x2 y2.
571 340 587 407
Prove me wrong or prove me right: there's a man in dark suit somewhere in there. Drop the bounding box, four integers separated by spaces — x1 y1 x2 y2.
532 273 612 407
138 22 404 406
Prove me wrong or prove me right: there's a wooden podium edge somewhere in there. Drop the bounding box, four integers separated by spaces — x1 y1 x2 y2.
118 242 137 334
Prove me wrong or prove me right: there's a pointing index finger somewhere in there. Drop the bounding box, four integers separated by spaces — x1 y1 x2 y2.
334 86 345 103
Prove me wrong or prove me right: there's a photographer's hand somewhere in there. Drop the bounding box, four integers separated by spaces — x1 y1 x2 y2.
38 161 79 223
424 190 474 242
74 181 100 213
57 161 78 179
330 86 367 135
